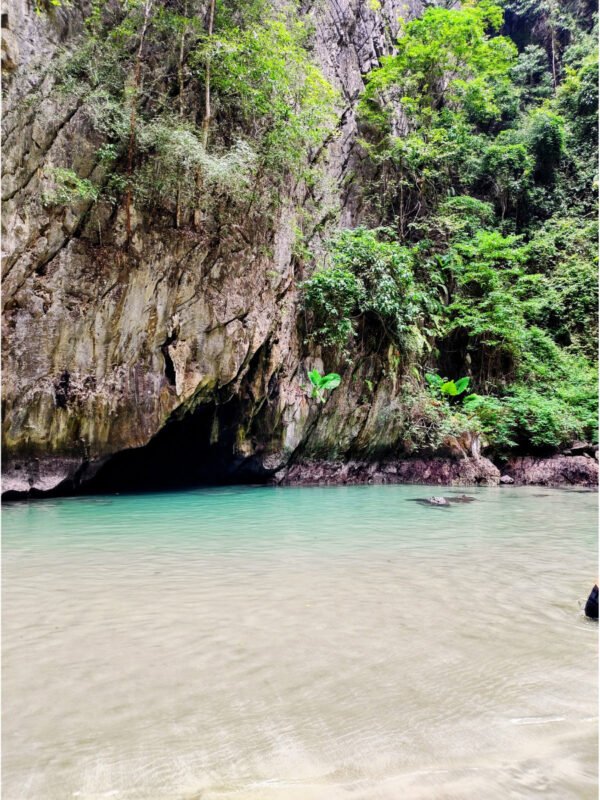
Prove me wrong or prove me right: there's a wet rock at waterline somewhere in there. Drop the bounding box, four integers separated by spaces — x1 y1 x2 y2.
562 441 597 457
408 494 477 508
281 457 501 487
504 456 598 489
445 494 477 503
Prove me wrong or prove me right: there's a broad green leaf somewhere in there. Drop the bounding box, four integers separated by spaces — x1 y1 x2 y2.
320 373 341 390
308 369 322 388
454 376 470 395
440 380 458 396
425 373 443 387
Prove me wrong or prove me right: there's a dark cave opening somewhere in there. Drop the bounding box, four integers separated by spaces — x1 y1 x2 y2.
84 400 272 495
2 343 283 500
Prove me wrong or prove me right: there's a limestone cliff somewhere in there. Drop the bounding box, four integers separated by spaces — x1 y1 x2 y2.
2 0 597 495
3 0 441 495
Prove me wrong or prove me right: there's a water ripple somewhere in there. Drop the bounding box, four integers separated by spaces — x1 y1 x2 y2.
2 485 597 799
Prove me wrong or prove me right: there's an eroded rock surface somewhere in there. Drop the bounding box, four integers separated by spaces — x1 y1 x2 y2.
503 456 599 488
280 456 501 486
2 0 426 495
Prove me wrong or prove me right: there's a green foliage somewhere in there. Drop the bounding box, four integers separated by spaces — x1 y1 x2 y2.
460 386 589 451
527 109 565 178
34 0 62 15
345 0 598 454
410 196 495 242
479 135 532 220
133 121 257 208
301 267 364 349
519 217 598 355
505 384 595 449
358 1 518 228
42 168 99 206
302 227 422 353
307 370 342 403
54 0 337 219
358 0 597 230
462 392 512 445
425 374 470 397
361 2 515 131
511 45 553 106
395 383 487 455
194 17 338 174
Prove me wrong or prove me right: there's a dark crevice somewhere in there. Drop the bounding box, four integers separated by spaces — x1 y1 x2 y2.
161 332 178 386
4 341 282 499
54 371 71 409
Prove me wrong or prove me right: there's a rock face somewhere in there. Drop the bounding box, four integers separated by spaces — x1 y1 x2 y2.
2 1 596 496
3 0 427 496
503 456 599 488
280 456 501 486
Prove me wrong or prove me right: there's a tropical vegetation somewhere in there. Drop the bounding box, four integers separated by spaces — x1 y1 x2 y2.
302 0 598 454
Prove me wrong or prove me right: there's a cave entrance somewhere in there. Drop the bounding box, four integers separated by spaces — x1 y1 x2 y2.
85 399 271 495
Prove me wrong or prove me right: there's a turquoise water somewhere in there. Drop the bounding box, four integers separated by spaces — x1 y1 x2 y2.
2 485 598 799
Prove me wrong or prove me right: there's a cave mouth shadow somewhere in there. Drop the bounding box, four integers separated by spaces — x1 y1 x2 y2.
84 401 272 496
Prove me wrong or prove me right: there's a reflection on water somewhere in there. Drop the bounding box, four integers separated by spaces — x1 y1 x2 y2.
2 485 598 799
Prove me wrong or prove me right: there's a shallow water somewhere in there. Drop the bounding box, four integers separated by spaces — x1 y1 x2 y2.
2 485 598 799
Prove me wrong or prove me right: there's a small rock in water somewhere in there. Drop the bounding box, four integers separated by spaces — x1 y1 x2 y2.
445 494 476 503
500 475 514 484
585 584 598 620
428 496 450 506
408 497 451 507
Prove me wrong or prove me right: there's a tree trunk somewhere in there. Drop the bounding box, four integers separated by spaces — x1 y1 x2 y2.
124 0 153 247
201 0 216 149
176 4 187 229
550 27 558 90
195 0 216 229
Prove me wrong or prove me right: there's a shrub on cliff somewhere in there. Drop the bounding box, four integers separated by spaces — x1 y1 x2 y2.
53 0 337 227
302 228 424 354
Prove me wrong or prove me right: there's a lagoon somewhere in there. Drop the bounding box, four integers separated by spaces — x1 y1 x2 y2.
2 485 598 799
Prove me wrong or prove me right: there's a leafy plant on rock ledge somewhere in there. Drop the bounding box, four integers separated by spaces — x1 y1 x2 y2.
307 370 341 404
42 168 100 207
425 373 471 399
52 0 338 231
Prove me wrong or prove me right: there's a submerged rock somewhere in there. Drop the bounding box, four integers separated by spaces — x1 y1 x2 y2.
408 493 476 507
445 494 477 503
408 497 451 508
